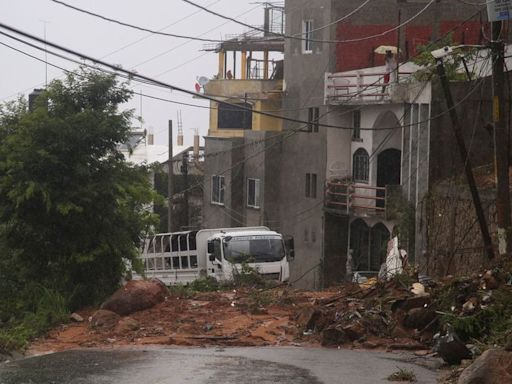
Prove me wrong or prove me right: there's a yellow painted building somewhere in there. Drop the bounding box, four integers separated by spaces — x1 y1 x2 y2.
203 37 284 138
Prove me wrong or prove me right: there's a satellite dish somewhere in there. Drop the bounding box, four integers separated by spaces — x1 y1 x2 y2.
197 76 210 87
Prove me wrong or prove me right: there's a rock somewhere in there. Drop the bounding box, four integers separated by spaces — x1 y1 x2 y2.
90 309 120 329
481 270 500 290
114 317 140 334
321 326 350 346
70 312 84 322
101 279 169 316
342 322 366 341
403 307 436 330
458 349 512 384
504 333 512 352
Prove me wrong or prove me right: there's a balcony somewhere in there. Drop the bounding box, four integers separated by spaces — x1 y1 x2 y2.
325 180 403 219
324 61 426 106
204 79 283 100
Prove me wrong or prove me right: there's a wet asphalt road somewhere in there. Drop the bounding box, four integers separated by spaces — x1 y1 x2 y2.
0 347 439 384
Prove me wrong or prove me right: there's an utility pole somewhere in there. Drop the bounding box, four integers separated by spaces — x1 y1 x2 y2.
435 58 495 259
167 120 173 233
181 151 189 230
491 20 511 256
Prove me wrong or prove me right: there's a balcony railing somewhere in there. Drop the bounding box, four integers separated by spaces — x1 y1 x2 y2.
325 180 387 217
325 71 414 105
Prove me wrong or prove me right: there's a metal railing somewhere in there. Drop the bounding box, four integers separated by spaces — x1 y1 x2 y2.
325 180 387 216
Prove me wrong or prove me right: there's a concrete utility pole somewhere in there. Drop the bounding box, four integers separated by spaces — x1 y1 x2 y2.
491 20 511 256
181 151 189 230
435 58 495 260
168 120 173 233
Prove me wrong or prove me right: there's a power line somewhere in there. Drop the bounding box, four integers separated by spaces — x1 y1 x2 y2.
0 20 492 139
49 0 226 43
0 22 432 132
182 0 443 44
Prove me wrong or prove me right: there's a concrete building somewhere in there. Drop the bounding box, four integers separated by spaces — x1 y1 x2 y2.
201 5 285 231
280 0 488 288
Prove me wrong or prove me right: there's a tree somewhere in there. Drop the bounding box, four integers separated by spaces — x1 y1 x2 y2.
412 33 477 81
0 69 158 310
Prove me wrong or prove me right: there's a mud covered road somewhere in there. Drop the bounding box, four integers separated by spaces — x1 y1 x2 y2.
0 346 439 384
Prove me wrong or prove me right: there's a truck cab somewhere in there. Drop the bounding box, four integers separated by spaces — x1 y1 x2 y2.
206 229 291 283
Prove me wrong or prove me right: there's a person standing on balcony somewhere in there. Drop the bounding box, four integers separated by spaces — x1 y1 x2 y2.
382 50 397 95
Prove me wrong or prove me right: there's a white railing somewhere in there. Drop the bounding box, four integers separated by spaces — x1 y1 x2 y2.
325 71 413 104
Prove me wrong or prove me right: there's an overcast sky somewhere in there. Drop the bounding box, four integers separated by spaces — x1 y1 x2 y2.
0 0 268 153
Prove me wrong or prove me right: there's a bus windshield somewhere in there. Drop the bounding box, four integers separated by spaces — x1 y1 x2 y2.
223 235 284 263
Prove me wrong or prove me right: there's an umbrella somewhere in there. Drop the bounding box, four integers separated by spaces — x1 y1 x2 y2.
374 45 400 54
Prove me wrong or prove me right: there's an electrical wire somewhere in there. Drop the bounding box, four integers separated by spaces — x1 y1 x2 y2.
0 22 443 132
49 0 226 43
181 0 443 44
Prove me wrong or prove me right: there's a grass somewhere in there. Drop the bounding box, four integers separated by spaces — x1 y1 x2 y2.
387 368 417 382
0 285 69 351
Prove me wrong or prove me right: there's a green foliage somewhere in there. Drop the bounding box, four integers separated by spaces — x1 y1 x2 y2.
0 284 68 351
231 259 269 289
387 368 417 382
0 68 160 350
168 276 224 298
188 276 220 292
411 33 476 81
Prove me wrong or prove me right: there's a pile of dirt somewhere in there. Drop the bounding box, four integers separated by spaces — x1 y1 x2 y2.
28 287 336 354
28 266 512 383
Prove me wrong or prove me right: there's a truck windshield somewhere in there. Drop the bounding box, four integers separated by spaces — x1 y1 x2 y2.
223 236 284 263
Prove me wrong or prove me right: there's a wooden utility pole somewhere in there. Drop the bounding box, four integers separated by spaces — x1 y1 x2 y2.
435 58 494 259
491 20 511 256
167 120 173 233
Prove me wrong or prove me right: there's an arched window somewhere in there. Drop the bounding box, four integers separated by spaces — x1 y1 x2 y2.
353 148 369 183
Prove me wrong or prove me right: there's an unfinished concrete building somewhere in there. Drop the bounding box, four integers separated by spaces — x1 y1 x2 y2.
280 0 487 288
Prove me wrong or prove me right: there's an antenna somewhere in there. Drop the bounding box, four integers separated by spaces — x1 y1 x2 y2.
177 110 184 146
139 89 143 130
39 20 50 87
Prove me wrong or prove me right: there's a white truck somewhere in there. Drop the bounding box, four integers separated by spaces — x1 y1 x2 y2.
135 227 294 285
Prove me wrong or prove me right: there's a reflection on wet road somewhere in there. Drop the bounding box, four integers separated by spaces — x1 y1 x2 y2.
0 347 438 384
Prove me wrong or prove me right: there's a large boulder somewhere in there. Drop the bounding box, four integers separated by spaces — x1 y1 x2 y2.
458 349 512 384
101 279 168 316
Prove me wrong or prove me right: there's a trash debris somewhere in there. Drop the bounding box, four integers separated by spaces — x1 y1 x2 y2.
70 313 84 322
433 326 471 365
411 283 426 296
385 237 403 279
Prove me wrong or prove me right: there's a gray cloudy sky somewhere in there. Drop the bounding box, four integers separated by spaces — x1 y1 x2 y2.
0 0 267 151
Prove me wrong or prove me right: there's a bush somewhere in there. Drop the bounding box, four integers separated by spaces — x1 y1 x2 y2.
0 284 68 351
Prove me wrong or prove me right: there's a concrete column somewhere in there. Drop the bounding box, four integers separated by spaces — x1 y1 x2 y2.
241 50 247 80
263 50 269 79
218 51 225 79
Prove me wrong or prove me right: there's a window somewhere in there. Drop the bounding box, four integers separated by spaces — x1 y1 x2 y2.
218 102 252 129
247 178 260 208
352 110 361 140
353 148 369 183
307 107 319 132
302 20 313 53
305 173 317 198
211 175 225 204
